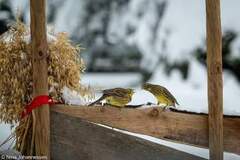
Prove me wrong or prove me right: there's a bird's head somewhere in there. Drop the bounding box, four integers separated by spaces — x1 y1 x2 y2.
142 83 152 91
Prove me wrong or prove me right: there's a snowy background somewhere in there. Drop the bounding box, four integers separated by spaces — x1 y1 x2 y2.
1 0 240 159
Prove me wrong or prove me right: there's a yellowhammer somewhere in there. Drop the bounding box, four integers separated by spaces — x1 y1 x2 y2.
142 83 179 108
89 88 134 107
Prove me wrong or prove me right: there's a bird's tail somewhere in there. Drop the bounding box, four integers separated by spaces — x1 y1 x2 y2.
125 104 143 108
88 96 106 106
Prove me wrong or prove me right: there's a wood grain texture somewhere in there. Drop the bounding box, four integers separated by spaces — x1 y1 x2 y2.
51 105 240 155
30 0 50 158
206 0 223 159
51 111 206 160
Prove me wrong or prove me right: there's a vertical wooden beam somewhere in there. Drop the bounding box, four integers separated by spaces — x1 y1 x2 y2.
30 0 50 158
206 0 223 160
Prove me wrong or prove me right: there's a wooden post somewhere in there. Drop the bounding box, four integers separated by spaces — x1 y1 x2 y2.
30 0 50 158
206 0 223 160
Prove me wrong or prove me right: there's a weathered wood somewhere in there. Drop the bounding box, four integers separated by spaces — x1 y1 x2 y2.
206 0 223 159
52 105 240 155
51 111 206 160
30 0 49 157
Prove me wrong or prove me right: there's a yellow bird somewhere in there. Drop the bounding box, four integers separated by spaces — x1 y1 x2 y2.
89 88 134 107
142 83 179 108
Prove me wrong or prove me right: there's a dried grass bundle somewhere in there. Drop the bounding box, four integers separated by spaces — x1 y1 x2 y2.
0 21 91 154
0 21 89 124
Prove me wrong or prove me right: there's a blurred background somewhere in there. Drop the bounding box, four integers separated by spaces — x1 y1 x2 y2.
0 0 240 113
1 1 240 158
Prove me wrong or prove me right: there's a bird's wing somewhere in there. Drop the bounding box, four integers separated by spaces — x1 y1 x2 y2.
162 87 179 105
104 88 127 98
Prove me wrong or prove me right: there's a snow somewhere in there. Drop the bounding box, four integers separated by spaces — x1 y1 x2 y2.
81 72 142 89
158 0 240 59
0 30 57 43
9 0 240 61
0 123 12 150
61 86 88 106
0 12 11 20
54 0 86 34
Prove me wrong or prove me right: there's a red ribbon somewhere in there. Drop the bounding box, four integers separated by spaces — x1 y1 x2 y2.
21 95 57 119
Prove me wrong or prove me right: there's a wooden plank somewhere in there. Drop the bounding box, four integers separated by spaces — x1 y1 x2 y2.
50 111 206 160
205 0 223 159
51 105 240 155
30 0 50 158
